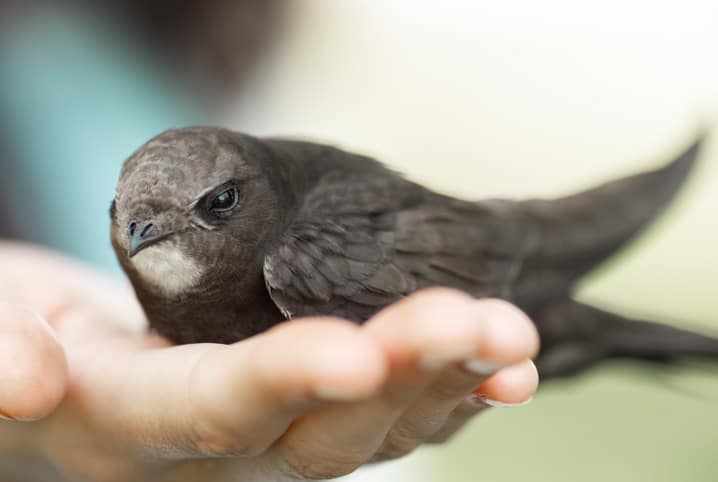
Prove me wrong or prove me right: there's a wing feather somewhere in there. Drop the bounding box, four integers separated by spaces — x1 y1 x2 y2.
263 134 702 322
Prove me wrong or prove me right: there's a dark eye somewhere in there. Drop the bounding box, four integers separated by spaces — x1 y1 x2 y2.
209 185 239 215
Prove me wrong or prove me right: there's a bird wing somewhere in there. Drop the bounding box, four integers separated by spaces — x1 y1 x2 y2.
263 133 704 324
388 129 703 310
262 168 424 321
263 213 410 321
262 168 535 321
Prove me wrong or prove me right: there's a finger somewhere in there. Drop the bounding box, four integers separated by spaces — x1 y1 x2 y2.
374 299 538 459
60 309 386 459
475 359 539 404
269 289 534 479
0 242 145 333
184 319 387 457
369 294 539 372
428 360 539 444
0 303 68 421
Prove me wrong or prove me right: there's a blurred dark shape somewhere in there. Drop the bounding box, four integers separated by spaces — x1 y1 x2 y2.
0 0 288 101
0 0 288 244
105 0 288 101
535 300 718 380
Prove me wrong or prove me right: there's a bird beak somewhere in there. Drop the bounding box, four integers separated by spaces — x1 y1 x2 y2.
128 220 166 258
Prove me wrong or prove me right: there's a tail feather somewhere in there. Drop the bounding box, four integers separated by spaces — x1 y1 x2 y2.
606 318 718 361
522 133 704 264
510 133 705 309
534 300 718 380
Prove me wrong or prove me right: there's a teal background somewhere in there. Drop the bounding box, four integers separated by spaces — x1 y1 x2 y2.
0 7 206 269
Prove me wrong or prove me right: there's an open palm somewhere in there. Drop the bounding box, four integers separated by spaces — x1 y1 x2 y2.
0 242 538 482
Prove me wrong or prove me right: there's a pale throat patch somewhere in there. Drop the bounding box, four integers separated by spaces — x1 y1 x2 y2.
132 244 204 296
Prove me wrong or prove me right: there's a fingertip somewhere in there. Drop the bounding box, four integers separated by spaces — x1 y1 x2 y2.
0 303 68 421
475 359 539 405
474 298 540 364
366 292 539 371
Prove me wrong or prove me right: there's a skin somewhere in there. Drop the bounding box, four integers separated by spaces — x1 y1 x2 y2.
0 241 538 482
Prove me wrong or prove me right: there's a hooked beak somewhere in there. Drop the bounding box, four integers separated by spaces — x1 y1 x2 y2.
128 220 167 258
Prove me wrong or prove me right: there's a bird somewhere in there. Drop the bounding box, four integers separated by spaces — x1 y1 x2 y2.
110 126 718 380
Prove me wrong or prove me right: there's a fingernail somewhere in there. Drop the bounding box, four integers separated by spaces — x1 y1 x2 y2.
474 395 533 408
462 358 504 375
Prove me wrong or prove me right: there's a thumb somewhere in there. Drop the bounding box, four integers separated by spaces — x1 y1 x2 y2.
0 302 68 421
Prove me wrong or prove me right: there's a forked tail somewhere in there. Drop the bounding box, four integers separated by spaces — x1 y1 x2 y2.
534 301 718 380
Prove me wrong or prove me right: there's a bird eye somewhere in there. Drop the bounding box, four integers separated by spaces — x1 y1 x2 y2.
209 185 239 216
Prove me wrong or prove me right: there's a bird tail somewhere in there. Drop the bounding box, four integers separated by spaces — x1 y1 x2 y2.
520 131 705 265
534 301 718 381
498 130 707 310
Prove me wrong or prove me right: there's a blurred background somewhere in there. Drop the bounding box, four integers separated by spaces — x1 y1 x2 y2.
1 1 717 481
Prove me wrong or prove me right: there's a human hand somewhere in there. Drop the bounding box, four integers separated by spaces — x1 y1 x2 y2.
0 242 538 482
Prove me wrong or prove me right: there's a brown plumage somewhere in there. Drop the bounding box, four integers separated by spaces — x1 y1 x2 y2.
111 127 718 380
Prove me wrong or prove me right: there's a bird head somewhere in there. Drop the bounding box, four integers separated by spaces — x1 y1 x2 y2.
111 127 285 299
